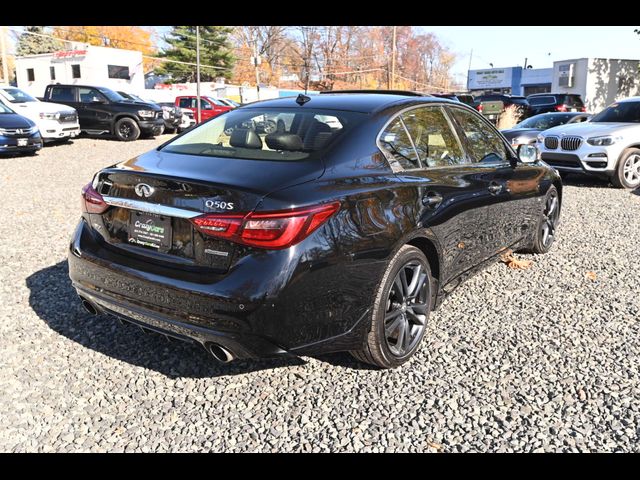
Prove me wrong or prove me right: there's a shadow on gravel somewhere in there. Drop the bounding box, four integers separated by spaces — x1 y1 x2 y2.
26 261 305 378
560 173 612 189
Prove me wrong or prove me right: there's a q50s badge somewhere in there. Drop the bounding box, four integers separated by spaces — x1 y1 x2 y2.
205 200 235 210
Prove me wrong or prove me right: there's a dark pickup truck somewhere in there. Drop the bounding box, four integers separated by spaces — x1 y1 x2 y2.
43 84 164 141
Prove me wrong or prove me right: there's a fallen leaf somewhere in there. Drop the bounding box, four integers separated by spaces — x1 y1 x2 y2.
427 441 443 451
500 250 533 270
585 271 597 281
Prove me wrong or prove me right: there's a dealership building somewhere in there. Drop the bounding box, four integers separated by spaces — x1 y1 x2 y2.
15 45 145 98
467 57 640 112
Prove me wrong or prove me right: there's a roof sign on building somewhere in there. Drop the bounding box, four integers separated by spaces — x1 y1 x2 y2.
51 50 88 61
468 68 513 89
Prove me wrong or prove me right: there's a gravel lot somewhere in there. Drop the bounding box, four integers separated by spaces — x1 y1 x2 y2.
1 135 639 452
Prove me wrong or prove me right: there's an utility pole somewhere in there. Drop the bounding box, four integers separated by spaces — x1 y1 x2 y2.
253 41 261 101
390 26 397 90
196 26 201 124
466 48 473 91
0 26 8 86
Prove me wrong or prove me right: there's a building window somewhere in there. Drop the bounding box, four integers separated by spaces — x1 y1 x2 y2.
107 65 130 80
27 68 35 82
50 66 56 81
71 64 81 79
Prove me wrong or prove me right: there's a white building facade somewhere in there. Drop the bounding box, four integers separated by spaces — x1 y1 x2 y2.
551 58 640 113
15 44 145 98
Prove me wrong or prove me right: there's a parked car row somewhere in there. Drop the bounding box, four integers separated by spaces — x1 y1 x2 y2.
0 84 241 155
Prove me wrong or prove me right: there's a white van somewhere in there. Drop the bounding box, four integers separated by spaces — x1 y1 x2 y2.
0 87 80 142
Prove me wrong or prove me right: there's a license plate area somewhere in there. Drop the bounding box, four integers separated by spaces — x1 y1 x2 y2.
17 138 28 146
128 211 172 251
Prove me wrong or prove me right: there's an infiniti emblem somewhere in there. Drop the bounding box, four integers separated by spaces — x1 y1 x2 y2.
134 183 154 198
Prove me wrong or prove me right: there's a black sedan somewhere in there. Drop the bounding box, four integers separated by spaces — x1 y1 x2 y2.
501 112 591 148
68 92 561 368
0 103 42 155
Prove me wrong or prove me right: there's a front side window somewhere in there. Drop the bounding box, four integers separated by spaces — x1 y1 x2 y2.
449 107 509 164
107 65 130 80
79 87 105 104
379 117 419 170
161 107 364 162
401 107 465 168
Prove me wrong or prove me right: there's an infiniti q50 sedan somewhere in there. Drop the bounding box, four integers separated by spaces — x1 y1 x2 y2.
68 91 562 368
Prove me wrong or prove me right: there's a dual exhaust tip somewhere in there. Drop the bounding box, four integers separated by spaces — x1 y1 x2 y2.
77 295 235 363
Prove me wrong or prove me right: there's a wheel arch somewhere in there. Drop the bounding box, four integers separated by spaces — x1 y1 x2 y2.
405 234 441 288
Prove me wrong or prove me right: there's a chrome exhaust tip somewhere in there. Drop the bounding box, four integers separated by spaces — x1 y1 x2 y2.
79 296 99 315
208 343 234 363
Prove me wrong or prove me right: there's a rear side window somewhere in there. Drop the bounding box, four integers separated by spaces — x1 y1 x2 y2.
449 107 508 164
178 98 192 109
49 86 75 102
400 107 465 168
379 117 419 170
162 107 364 162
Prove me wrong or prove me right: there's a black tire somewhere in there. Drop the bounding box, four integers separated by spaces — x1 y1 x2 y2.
611 148 640 189
114 117 141 142
350 245 433 369
526 185 560 254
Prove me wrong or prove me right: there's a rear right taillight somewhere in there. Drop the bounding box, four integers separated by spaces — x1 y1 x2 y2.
477 104 483 113
191 202 340 250
81 182 108 214
580 106 587 112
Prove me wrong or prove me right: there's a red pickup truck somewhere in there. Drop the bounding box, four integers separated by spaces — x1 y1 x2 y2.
175 95 233 123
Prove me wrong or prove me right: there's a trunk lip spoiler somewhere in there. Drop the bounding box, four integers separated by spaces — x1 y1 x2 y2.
102 196 201 219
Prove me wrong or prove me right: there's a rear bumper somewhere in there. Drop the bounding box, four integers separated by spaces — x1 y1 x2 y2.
68 218 381 359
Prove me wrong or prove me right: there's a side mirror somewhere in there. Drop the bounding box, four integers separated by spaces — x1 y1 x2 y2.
91 97 106 104
517 144 537 163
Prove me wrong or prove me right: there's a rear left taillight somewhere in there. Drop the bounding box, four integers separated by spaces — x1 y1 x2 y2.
581 106 587 112
477 104 484 113
81 182 108 214
191 202 340 249
556 104 568 112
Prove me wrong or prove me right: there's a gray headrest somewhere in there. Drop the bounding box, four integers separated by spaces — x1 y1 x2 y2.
230 128 263 149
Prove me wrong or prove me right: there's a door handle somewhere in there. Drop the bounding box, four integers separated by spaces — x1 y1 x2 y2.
488 182 503 194
422 191 443 208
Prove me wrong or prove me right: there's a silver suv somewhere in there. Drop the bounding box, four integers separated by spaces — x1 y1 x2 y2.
536 97 640 189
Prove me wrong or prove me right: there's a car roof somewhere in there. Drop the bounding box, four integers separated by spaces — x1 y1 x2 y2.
615 96 640 103
240 93 455 113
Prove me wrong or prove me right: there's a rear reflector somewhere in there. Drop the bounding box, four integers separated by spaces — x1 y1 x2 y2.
81 182 108 214
191 202 340 249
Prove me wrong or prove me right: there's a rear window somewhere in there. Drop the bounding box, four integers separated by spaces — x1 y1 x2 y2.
528 96 556 106
510 97 529 105
161 107 365 161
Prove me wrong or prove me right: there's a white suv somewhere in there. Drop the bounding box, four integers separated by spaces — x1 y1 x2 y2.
537 97 640 189
0 87 80 143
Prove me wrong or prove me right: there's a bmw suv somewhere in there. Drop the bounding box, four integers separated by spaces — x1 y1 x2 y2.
69 91 561 368
537 97 640 188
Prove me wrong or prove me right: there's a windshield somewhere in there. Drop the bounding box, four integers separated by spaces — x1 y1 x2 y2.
97 87 127 102
0 102 14 114
0 88 38 103
161 107 365 162
591 101 640 123
515 114 575 130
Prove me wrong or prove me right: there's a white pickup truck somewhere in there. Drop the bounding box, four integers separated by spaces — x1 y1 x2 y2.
0 86 80 142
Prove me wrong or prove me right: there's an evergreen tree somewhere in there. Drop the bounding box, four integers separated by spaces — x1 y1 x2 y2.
16 26 63 56
156 26 235 82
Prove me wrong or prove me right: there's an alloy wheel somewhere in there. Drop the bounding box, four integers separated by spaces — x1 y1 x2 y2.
623 154 640 187
119 123 132 139
384 261 429 357
541 190 559 248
